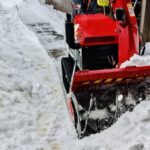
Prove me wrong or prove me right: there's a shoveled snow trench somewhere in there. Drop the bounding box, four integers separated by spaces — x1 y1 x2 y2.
0 0 150 150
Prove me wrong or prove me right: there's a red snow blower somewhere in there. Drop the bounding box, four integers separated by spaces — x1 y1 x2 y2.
61 0 150 138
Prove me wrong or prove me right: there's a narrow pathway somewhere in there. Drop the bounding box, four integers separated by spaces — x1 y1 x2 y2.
27 22 67 84
26 22 76 150
27 23 66 58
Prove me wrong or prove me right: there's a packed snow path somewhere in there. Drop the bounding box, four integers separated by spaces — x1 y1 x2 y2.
27 23 66 58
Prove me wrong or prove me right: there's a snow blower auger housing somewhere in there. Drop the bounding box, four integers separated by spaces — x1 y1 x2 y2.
61 0 150 138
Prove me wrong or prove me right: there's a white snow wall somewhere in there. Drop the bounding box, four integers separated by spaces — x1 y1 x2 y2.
0 2 65 150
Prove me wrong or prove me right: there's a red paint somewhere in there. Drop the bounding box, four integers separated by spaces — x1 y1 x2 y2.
72 66 150 91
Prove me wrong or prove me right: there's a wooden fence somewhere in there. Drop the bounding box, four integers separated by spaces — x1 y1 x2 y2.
140 0 150 42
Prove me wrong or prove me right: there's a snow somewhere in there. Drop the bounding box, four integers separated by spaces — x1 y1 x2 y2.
121 54 150 68
0 0 150 150
18 0 65 34
121 44 150 68
117 94 124 102
0 2 66 150
88 109 108 120
0 0 23 9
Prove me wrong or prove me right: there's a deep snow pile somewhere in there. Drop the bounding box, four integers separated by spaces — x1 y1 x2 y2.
18 0 65 34
0 0 150 150
18 0 67 53
0 2 67 150
121 44 150 68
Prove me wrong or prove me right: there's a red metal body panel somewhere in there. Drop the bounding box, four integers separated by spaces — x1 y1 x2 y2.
72 66 150 91
74 14 118 46
111 0 139 64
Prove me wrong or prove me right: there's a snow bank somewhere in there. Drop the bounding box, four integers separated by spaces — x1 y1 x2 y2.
0 2 66 150
120 54 150 68
121 44 150 68
0 0 23 9
18 0 65 34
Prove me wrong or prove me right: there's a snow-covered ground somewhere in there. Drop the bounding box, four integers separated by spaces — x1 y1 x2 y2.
121 44 150 68
0 1 68 150
0 0 150 150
